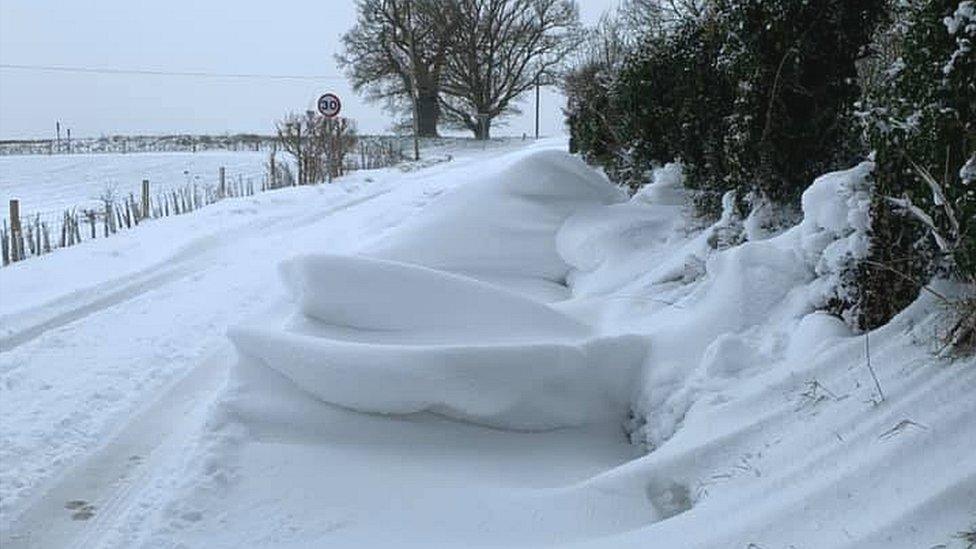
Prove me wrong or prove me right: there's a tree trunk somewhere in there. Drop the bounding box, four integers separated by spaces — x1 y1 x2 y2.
474 119 491 140
416 91 440 138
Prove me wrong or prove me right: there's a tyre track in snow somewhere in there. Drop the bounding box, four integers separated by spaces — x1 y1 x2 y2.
1 346 231 549
0 139 540 358
0 142 557 547
0 183 402 536
0 187 392 359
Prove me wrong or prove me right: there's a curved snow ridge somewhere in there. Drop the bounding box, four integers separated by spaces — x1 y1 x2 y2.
279 254 590 339
230 327 648 431
231 254 649 431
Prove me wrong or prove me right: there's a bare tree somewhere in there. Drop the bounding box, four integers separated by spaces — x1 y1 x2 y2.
277 112 309 185
566 12 631 73
277 112 358 185
309 117 358 182
629 0 707 29
337 0 453 138
439 0 581 140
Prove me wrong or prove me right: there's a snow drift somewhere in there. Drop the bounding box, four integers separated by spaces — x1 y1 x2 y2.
231 255 648 430
135 146 973 548
229 150 647 430
549 160 976 547
364 149 626 301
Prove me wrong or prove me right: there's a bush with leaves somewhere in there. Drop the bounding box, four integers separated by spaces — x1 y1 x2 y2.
564 63 617 169
565 14 733 203
566 0 883 216
852 0 975 331
715 0 886 206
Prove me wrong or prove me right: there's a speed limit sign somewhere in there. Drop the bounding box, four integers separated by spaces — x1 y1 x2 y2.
317 93 342 118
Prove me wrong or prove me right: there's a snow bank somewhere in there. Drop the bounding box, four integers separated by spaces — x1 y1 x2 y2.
631 162 685 206
556 162 693 296
229 150 646 431
553 160 976 547
555 162 881 449
570 289 976 549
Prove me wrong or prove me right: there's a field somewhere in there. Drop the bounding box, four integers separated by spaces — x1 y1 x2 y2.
0 136 515 228
0 150 268 224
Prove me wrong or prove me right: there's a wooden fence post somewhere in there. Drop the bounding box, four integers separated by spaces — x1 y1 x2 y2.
9 199 21 262
141 179 150 219
219 166 226 198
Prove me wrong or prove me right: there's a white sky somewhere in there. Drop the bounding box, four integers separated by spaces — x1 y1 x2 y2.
0 0 616 140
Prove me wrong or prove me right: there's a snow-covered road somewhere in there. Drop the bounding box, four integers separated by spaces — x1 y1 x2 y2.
1 140 563 546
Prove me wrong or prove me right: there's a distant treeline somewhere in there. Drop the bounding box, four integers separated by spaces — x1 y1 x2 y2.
0 134 279 156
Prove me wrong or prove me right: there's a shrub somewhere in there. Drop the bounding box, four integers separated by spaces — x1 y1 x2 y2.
853 0 975 330
715 0 886 206
567 0 883 217
565 15 734 205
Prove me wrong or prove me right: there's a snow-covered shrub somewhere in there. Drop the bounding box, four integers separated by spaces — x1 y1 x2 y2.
797 162 874 325
715 0 886 206
565 0 971 335
566 0 883 220
855 0 976 331
565 14 733 203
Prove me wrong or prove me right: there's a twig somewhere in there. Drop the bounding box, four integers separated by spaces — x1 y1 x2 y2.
878 419 927 440
864 289 885 403
865 324 885 403
861 259 950 304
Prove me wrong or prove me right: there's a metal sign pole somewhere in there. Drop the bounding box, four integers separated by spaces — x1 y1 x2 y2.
535 76 540 139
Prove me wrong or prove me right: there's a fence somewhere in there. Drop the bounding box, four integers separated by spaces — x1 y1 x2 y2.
1 139 411 267
1 169 258 266
0 133 416 157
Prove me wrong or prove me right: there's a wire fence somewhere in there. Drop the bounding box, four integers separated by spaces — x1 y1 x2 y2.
2 169 259 266
1 138 411 267
0 133 418 157
0 135 277 156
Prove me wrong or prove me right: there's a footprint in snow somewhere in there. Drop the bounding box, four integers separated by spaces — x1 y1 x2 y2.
65 499 96 521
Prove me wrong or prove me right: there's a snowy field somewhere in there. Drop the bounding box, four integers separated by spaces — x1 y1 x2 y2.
0 138 526 225
0 151 268 223
0 139 973 548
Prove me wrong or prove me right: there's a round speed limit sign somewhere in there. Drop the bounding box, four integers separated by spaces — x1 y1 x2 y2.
317 93 342 118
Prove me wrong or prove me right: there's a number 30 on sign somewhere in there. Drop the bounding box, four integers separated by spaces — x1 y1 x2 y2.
317 93 342 118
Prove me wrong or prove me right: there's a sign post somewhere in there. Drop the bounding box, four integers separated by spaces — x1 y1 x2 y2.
317 93 342 119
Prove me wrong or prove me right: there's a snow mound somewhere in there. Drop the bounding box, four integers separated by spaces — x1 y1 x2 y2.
364 149 626 300
278 254 590 341
557 163 876 449
108 145 975 548
797 161 874 318
556 163 691 296
229 150 646 431
631 162 685 206
231 255 648 430
550 160 976 547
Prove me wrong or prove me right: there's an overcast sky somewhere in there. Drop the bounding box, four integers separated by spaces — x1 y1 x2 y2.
0 1 617 140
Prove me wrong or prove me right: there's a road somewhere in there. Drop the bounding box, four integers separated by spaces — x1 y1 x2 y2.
0 141 544 547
